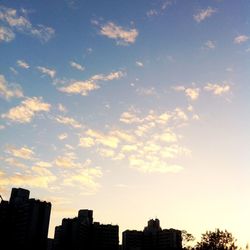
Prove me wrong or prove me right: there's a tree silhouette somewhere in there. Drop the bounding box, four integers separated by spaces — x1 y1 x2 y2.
182 230 195 250
196 229 237 250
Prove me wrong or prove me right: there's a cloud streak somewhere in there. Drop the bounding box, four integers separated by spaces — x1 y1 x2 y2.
193 7 216 23
37 66 56 78
234 35 249 44
55 115 82 128
99 21 138 45
5 145 34 160
17 59 30 69
59 71 124 96
70 61 85 71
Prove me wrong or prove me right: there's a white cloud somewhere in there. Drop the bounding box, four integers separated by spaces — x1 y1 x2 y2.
2 97 51 123
90 71 124 81
0 74 23 100
59 80 99 96
204 40 216 49
136 61 144 67
70 61 85 71
193 7 217 23
10 67 18 75
85 129 120 148
99 22 138 45
78 107 192 174
5 145 34 160
58 133 68 140
55 115 82 128
173 86 200 101
146 9 158 17
17 59 29 69
37 66 56 78
63 167 102 194
55 152 79 168
0 6 55 42
35 161 52 168
79 137 95 148
234 35 249 44
128 155 183 174
59 71 124 96
204 83 230 95
4 157 27 169
0 170 56 189
0 26 15 42
146 1 173 17
30 25 55 43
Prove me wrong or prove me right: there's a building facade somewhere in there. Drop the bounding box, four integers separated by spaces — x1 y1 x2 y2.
53 209 119 250
0 187 51 250
122 219 182 250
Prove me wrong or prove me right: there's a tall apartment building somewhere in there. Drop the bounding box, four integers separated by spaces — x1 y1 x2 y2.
0 187 51 250
54 209 119 250
122 219 182 250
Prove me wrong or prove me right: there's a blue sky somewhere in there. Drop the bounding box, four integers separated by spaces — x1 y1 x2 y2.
0 0 250 246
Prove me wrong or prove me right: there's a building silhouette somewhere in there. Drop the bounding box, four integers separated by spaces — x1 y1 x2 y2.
1 187 183 250
0 187 51 250
53 209 119 250
123 219 182 250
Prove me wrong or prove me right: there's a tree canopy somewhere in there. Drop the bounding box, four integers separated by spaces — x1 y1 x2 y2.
195 229 238 250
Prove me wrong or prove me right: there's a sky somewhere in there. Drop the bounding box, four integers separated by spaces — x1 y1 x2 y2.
0 0 250 246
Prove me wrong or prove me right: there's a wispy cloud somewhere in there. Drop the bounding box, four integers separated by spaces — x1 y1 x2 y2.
0 26 15 42
79 137 95 148
136 61 144 67
85 129 120 148
2 97 51 123
4 157 27 169
193 7 217 23
58 133 68 140
204 40 216 49
55 115 82 128
58 103 67 113
59 80 99 96
5 145 34 160
17 59 30 69
0 6 55 42
37 66 56 78
136 87 156 96
146 0 173 17
59 71 124 96
234 35 249 44
55 152 80 168
63 167 102 194
70 61 85 71
146 9 158 17
0 169 56 189
77 107 191 174
98 21 138 45
204 83 231 95
0 74 23 100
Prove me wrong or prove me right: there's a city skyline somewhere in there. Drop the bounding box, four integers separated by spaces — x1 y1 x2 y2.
0 0 250 247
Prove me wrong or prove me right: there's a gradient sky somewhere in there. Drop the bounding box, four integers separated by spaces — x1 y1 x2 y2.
0 0 250 246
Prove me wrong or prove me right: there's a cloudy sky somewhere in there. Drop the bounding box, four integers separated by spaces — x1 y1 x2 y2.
0 0 250 246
